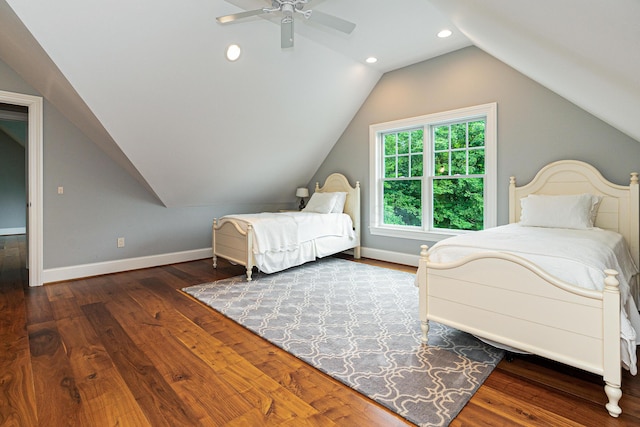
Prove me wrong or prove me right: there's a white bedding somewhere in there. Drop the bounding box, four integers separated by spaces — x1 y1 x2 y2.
220 212 356 273
427 223 640 373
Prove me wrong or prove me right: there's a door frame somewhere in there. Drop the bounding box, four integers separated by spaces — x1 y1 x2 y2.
0 89 43 286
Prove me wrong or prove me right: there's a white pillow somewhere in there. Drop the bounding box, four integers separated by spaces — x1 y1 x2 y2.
302 192 339 214
330 192 348 213
520 193 599 229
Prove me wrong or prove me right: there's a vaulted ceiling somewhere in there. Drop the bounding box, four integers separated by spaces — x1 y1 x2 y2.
1 0 638 207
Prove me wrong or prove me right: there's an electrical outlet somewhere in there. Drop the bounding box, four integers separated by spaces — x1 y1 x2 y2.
57 186 64 195
117 237 125 248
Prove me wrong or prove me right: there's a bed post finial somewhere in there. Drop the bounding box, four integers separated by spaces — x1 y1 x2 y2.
356 181 360 189
420 244 429 260
315 182 320 191
631 172 638 185
604 269 620 292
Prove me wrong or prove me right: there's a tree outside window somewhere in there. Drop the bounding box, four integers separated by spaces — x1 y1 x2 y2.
369 103 496 242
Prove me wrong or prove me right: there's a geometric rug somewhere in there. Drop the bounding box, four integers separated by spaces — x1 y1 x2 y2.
182 257 504 426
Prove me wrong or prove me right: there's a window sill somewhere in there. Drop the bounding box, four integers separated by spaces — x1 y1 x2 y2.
369 225 469 242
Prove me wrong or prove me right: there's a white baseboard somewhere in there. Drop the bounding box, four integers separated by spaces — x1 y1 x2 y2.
42 248 212 284
41 246 417 284
0 227 26 236
360 246 419 267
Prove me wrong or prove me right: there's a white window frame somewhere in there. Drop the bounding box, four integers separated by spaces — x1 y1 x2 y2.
369 103 497 242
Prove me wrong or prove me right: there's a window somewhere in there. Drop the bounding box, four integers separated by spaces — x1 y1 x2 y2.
369 103 497 241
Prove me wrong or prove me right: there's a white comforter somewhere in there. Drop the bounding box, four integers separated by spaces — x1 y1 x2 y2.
221 212 356 272
427 223 640 373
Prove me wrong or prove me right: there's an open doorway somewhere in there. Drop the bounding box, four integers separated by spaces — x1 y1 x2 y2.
0 102 28 281
0 102 27 234
0 90 43 286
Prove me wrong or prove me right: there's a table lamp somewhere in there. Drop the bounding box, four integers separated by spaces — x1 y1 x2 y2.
296 187 309 210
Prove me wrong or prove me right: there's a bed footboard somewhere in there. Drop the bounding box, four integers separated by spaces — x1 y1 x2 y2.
212 218 255 281
417 244 623 417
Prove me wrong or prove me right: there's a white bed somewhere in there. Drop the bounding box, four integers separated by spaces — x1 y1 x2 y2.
213 173 361 280
416 160 639 417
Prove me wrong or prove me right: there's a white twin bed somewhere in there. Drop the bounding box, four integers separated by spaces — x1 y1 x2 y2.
417 160 639 417
212 173 361 280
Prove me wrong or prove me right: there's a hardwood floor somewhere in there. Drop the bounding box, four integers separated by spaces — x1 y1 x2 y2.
1 234 639 426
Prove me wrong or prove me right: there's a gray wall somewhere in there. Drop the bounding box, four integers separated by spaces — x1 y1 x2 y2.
0 57 294 269
0 129 26 231
311 46 640 257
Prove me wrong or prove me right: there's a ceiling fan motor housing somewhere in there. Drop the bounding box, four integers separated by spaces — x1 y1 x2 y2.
282 3 294 16
216 0 355 49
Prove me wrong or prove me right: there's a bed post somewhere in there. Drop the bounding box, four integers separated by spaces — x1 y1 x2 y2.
354 181 361 259
603 269 622 417
630 172 639 267
629 173 639 306
508 176 517 223
418 245 430 344
246 224 254 281
212 218 217 269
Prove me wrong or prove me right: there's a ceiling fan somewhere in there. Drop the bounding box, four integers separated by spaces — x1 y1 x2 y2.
216 0 356 48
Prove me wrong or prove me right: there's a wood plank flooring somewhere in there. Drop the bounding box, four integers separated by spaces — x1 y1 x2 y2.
1 234 639 426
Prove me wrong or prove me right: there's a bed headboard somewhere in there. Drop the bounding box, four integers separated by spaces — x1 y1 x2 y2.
315 173 361 245
509 160 639 267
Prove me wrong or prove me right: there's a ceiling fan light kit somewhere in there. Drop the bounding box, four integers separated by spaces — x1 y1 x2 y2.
216 0 356 49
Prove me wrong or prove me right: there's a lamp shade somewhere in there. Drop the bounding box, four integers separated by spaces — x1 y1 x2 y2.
296 187 309 198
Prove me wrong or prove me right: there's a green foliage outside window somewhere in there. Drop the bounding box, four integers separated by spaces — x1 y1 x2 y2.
433 178 484 230
383 180 422 226
383 129 423 226
432 119 485 230
381 119 486 231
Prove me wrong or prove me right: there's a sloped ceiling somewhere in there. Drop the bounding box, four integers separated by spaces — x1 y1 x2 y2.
1 0 638 208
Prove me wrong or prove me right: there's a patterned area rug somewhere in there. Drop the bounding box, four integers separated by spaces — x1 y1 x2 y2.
182 257 504 426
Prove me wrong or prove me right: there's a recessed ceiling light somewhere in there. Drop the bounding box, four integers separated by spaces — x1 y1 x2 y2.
437 29 452 38
226 44 241 61
365 57 378 64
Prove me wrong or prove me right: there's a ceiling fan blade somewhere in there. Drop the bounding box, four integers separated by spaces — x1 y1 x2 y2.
281 17 294 48
306 10 355 34
216 8 267 24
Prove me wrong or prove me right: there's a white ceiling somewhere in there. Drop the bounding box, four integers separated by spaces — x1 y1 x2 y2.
1 0 638 207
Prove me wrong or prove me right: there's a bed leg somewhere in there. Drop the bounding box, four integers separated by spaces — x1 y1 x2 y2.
212 218 217 269
604 382 622 417
246 267 252 282
354 246 361 259
420 320 429 344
